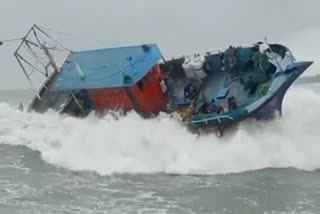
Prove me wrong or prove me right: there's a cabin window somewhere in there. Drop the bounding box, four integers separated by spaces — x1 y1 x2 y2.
152 66 157 74
137 72 153 90
137 80 144 90
143 74 151 85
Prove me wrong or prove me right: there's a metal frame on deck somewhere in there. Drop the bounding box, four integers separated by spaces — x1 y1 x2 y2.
14 25 70 88
14 25 86 114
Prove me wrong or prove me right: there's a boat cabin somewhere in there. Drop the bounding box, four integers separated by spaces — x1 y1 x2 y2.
30 44 168 117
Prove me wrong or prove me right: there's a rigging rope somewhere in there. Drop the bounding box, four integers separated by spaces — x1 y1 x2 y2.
37 25 109 46
33 25 71 52
1 25 109 50
0 37 23 46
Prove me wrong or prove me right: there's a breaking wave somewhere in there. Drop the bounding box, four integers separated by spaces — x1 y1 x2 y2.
0 85 320 175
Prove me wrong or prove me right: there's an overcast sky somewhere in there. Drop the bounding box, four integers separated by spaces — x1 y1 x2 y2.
1 0 320 90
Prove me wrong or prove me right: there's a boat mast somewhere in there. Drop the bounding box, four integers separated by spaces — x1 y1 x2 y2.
13 26 37 87
12 25 86 115
32 25 66 75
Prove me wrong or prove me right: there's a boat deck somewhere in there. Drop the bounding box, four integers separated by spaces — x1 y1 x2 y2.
162 51 274 116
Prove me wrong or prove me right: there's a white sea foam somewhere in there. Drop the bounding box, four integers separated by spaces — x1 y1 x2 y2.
0 86 320 175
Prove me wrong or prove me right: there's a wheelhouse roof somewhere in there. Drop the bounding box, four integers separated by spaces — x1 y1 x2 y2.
51 44 162 91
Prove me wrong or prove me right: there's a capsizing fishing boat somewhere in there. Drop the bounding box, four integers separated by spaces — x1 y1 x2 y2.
4 25 313 137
